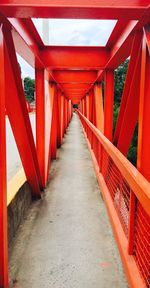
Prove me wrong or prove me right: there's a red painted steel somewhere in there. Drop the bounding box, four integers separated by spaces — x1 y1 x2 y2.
50 86 57 160
104 70 114 141
0 0 149 19
0 2 150 287
94 83 104 133
114 31 143 148
78 110 150 288
57 89 62 148
3 25 42 197
36 69 45 187
0 25 8 288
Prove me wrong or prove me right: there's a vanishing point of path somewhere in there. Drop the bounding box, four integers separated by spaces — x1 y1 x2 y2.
9 113 127 288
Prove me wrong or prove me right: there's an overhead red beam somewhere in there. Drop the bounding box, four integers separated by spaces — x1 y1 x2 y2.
9 18 44 68
62 83 91 89
40 46 110 70
51 71 97 83
0 0 149 19
106 20 131 49
84 10 150 98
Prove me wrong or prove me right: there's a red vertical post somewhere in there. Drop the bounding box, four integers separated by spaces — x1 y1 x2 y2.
63 97 66 133
61 93 65 138
104 70 114 141
50 84 57 160
64 97 67 132
57 89 62 147
89 91 93 122
137 35 150 180
0 26 8 288
82 98 85 116
86 94 90 120
84 97 87 117
36 69 45 187
128 191 136 254
92 90 96 126
94 83 104 132
68 100 72 122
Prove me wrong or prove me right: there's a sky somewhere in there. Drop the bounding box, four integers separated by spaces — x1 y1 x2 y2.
17 19 117 78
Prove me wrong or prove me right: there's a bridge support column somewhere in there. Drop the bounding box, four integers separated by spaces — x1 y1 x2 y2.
57 89 62 147
88 91 93 123
50 84 57 160
0 26 8 288
94 83 104 132
36 69 46 187
104 70 114 141
85 94 89 120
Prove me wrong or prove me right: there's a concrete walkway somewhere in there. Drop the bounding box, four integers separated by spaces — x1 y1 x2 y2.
9 113 127 288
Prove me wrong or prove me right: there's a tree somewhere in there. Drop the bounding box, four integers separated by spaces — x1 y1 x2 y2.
24 77 35 103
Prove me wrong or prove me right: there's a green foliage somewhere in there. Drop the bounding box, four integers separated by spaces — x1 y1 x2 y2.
24 77 35 103
127 124 138 166
114 59 129 105
113 59 138 166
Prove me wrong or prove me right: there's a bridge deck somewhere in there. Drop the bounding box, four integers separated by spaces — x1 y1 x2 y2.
9 114 127 288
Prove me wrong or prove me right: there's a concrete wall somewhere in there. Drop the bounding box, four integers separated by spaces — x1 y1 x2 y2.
8 181 32 249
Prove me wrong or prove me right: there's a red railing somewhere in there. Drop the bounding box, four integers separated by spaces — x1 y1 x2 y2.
77 110 150 288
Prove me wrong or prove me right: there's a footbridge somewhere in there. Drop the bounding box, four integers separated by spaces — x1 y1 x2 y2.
0 1 150 287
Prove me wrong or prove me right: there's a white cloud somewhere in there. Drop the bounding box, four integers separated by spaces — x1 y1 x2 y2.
32 19 117 46
17 19 117 77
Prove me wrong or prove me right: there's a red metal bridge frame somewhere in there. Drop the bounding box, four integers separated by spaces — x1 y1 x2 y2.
0 1 150 287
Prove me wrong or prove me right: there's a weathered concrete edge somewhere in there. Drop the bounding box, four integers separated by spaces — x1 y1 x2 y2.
7 170 32 250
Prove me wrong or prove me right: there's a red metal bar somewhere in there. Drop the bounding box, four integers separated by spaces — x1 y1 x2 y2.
0 25 8 288
0 0 149 19
3 25 42 197
50 85 57 160
77 111 150 217
88 92 93 123
45 82 55 181
77 110 150 288
60 94 65 139
36 69 45 187
137 32 150 181
104 70 114 141
57 89 62 148
40 46 109 70
114 31 143 146
86 94 89 120
94 83 104 132
117 32 142 156
128 191 136 254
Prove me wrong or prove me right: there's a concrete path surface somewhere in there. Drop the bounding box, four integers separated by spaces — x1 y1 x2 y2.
9 113 127 288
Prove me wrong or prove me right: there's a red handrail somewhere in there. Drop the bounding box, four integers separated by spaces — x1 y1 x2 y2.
78 110 150 216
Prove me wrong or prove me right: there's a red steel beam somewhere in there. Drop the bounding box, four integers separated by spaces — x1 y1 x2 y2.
104 70 114 141
0 25 8 288
50 86 57 160
117 35 142 156
114 31 143 148
40 46 110 70
94 83 104 133
57 89 62 147
0 0 149 19
36 69 46 187
51 71 97 84
137 32 150 181
3 26 42 197
9 18 44 69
